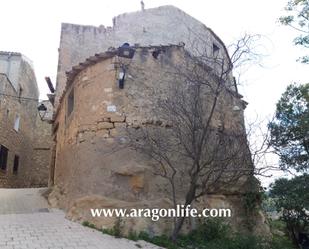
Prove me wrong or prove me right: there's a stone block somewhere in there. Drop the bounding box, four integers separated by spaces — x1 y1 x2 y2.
97 122 114 130
109 128 118 137
110 115 126 122
114 164 146 176
115 122 127 128
78 124 97 132
130 175 144 192
96 129 109 138
77 131 94 143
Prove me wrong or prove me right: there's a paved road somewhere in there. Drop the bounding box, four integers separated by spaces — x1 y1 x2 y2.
0 188 162 249
0 188 49 215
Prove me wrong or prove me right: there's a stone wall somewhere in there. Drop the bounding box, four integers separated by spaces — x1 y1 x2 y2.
31 100 53 187
0 52 22 91
0 52 52 188
55 5 234 108
49 46 261 235
0 73 34 187
51 5 270 235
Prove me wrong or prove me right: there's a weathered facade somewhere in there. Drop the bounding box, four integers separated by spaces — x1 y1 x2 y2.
55 5 233 108
0 52 52 188
50 5 269 235
49 45 266 234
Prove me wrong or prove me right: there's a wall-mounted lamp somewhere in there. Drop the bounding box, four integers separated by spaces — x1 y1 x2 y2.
37 103 47 120
118 43 135 59
118 67 126 89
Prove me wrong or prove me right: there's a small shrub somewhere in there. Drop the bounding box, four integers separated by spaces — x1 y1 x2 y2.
95 217 296 249
82 221 96 229
113 217 124 238
269 219 287 232
196 218 230 241
151 235 176 249
138 231 151 241
229 234 267 249
137 231 177 249
101 218 124 238
243 191 265 231
102 227 116 236
270 234 296 249
128 230 139 241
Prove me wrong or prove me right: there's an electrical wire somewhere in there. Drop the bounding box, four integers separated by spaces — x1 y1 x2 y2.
0 92 46 102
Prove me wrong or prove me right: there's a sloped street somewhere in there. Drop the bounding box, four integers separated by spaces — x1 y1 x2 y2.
0 188 161 249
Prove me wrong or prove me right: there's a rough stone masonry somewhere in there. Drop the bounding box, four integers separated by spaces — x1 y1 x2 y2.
49 5 270 236
0 52 52 188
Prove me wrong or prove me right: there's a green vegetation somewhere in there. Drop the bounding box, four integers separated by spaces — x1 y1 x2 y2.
268 83 309 172
267 70 308 248
270 175 309 246
82 220 96 229
82 218 296 249
262 193 277 213
128 230 139 241
134 219 295 249
269 219 288 232
97 218 123 238
243 189 266 230
279 0 309 63
82 220 121 237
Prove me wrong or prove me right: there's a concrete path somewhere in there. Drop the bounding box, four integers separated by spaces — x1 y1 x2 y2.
0 188 49 215
0 188 162 249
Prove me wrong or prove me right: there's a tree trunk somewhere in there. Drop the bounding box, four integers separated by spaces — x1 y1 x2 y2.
287 224 301 248
171 182 196 241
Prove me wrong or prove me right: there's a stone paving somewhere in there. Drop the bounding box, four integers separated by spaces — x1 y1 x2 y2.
0 188 162 249
0 188 49 215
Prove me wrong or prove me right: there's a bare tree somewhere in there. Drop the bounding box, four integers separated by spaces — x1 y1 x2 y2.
245 116 280 177
125 35 262 241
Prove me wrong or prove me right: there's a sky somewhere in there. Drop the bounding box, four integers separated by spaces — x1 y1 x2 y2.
0 0 307 187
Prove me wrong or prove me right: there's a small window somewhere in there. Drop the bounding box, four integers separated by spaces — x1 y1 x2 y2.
14 114 20 131
213 43 220 57
13 155 19 175
0 145 8 171
18 86 23 102
67 88 74 116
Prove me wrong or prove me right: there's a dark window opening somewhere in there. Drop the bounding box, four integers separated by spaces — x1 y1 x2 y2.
0 145 9 171
13 155 19 175
18 86 23 101
213 43 220 57
152 50 160 59
67 88 74 116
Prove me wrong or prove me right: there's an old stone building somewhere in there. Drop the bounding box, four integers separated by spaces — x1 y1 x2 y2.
55 5 233 108
0 52 52 188
49 5 269 235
